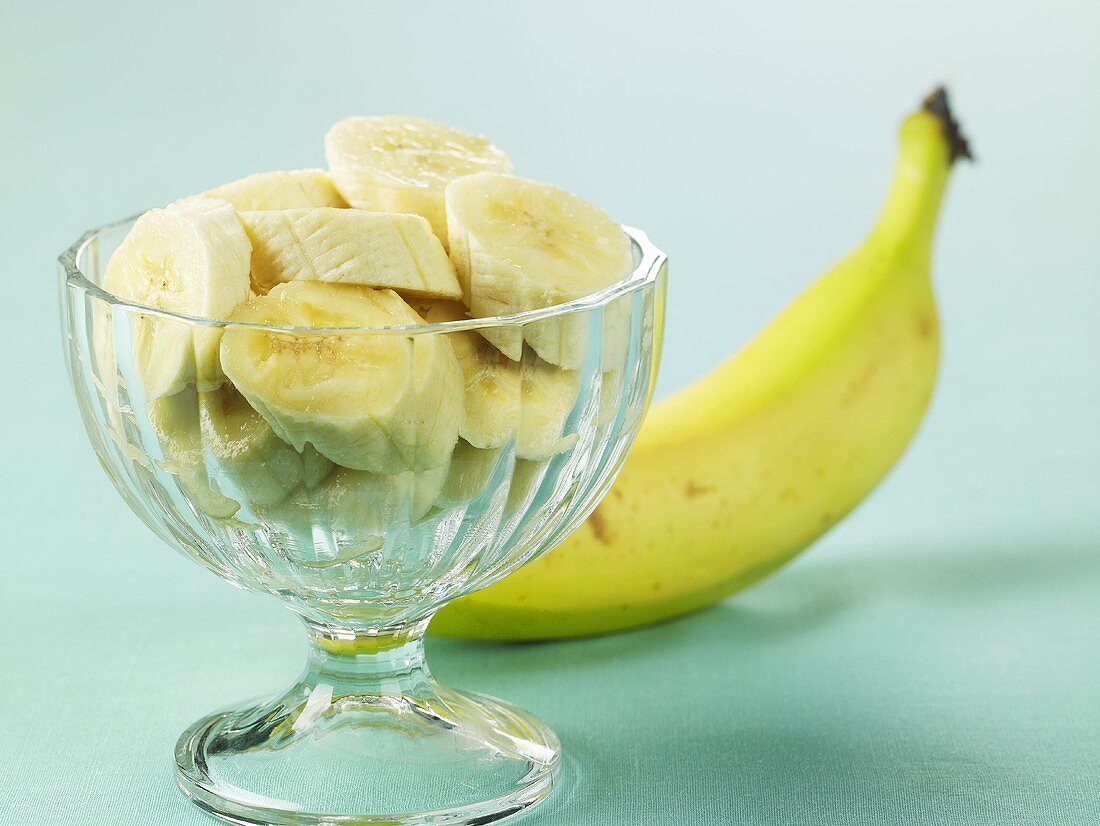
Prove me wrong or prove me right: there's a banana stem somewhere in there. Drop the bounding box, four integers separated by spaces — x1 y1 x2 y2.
922 86 974 164
871 86 972 258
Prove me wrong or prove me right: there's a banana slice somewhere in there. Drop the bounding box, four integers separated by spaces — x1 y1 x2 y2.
220 282 464 473
504 457 550 517
445 173 633 368
206 169 348 210
412 299 519 450
101 196 251 398
302 443 336 488
411 300 578 458
91 303 121 404
518 357 580 460
263 460 447 553
149 384 333 515
437 442 505 507
199 383 333 507
147 389 240 519
324 115 512 249
324 463 449 536
239 208 461 299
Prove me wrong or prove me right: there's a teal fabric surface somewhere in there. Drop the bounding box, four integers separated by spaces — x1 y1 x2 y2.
1 1 1097 824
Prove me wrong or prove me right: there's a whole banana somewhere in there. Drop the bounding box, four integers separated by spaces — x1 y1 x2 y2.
432 88 972 640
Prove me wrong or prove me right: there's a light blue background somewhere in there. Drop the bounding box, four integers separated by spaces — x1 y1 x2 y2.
1 1 1097 823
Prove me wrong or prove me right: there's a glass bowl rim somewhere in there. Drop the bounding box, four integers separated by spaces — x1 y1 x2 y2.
59 213 666 335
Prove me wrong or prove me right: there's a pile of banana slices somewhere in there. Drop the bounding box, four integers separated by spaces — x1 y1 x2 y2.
97 116 635 522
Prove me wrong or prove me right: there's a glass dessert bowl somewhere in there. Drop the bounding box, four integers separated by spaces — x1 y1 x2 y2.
59 215 666 826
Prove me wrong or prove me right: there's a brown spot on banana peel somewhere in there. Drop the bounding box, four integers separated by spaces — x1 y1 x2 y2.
587 506 610 544
684 480 715 498
842 359 882 404
916 312 936 340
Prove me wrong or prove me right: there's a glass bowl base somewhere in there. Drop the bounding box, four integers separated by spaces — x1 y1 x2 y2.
175 682 560 825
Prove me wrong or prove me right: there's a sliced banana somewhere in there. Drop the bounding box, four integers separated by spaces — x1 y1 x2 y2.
437 442 505 507
239 208 461 299
206 169 348 211
324 463 449 537
518 356 580 460
263 459 447 553
220 282 463 473
445 172 633 369
504 457 550 517
199 383 333 507
91 303 120 404
101 196 251 398
148 384 332 515
411 300 578 459
302 442 336 488
412 299 519 450
147 389 240 519
324 115 512 250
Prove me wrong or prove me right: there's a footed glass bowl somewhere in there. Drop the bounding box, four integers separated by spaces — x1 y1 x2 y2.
59 215 666 826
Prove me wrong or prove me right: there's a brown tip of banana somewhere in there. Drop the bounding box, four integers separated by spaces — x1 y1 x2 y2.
921 86 974 164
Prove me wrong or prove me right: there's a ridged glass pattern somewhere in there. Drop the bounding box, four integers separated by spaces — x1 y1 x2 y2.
60 216 665 825
60 217 666 633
